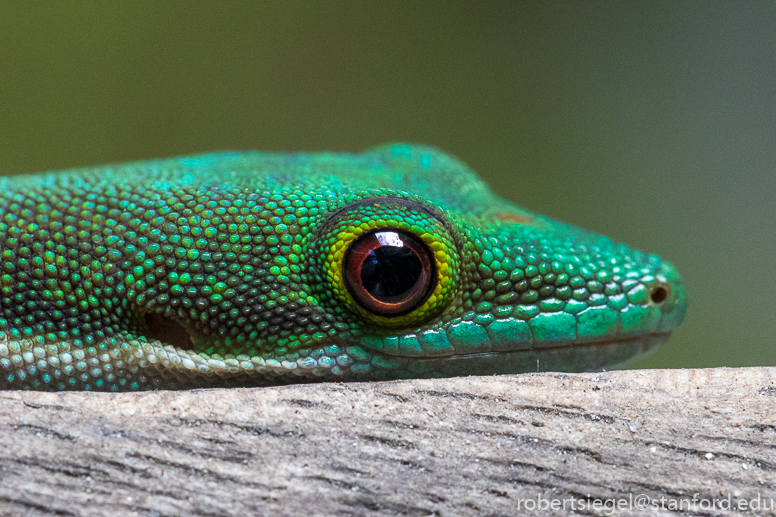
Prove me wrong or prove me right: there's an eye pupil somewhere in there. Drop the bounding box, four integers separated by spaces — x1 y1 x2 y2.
344 229 435 316
361 245 423 299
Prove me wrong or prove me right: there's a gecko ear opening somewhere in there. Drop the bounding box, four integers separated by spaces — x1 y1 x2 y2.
143 312 195 351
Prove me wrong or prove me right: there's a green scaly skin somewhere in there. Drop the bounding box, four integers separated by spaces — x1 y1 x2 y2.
0 144 687 391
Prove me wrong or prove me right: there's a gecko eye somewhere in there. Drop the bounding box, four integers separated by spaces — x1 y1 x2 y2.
319 196 459 327
343 229 435 316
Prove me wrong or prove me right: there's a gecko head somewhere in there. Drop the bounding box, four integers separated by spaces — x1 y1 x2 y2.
121 145 687 388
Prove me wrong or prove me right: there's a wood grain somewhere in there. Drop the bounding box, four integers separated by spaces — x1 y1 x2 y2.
0 367 775 516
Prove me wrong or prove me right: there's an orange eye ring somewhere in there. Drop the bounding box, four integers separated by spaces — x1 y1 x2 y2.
343 229 436 316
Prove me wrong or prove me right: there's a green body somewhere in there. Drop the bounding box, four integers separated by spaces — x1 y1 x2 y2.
0 144 686 391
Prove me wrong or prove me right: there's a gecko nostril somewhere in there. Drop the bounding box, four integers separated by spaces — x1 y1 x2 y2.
650 285 669 304
143 312 195 351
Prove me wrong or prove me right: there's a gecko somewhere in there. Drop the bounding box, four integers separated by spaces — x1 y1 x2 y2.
0 144 686 391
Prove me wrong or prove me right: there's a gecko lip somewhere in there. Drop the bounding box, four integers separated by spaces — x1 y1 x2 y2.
401 332 671 376
415 331 672 360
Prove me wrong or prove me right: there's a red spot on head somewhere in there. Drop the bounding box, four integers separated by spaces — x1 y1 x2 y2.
494 212 526 224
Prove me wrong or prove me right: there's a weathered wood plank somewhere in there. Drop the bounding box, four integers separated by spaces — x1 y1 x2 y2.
0 367 775 516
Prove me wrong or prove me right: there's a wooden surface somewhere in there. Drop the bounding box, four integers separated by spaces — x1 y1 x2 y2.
0 367 775 516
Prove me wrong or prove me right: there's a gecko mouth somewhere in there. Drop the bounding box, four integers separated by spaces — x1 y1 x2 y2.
138 329 669 380
139 306 669 364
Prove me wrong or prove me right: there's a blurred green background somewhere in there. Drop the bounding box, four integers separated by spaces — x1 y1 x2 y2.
0 2 773 369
